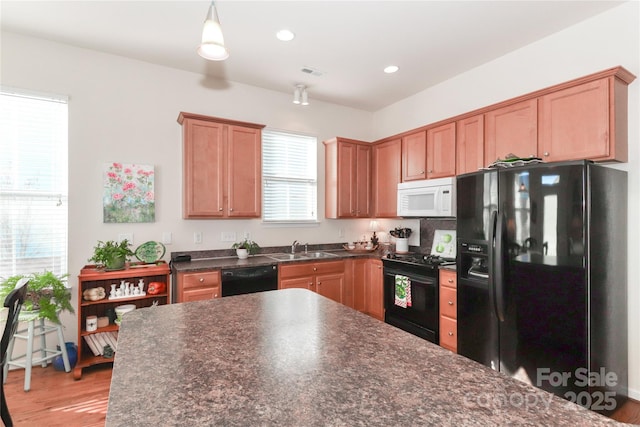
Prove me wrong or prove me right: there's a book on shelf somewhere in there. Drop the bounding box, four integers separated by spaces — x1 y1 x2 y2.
84 331 119 356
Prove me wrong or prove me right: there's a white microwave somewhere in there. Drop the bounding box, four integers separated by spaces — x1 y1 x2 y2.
397 177 456 217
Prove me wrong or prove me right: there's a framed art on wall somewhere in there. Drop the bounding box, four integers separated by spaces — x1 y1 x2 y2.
103 162 155 223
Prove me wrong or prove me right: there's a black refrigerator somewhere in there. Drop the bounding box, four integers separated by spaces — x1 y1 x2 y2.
456 160 627 413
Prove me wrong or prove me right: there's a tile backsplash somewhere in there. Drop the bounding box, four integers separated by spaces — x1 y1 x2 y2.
420 218 456 253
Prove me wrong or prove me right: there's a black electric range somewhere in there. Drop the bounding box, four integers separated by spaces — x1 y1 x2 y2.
382 253 455 344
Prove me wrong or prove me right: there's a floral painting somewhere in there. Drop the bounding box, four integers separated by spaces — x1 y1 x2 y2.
103 163 155 223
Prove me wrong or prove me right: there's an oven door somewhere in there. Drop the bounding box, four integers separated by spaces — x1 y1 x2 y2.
383 263 439 343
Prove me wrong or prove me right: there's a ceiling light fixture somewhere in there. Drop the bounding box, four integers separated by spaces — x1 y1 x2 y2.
384 65 399 74
276 29 295 42
197 1 229 61
293 84 309 106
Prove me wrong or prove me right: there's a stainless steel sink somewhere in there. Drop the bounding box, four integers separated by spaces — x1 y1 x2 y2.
266 251 338 261
306 251 338 258
266 253 308 261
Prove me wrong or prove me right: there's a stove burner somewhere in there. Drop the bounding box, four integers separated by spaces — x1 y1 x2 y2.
385 253 454 267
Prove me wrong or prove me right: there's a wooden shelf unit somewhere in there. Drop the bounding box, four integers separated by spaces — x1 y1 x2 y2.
75 262 170 379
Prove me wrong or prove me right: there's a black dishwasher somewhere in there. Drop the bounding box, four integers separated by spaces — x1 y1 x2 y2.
221 265 278 297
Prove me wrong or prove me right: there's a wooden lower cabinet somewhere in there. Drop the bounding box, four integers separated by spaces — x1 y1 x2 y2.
176 270 221 303
439 268 457 352
365 259 384 321
347 258 383 320
279 260 345 304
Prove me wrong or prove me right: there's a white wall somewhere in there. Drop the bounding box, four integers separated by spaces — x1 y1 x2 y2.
1 0 638 401
372 1 640 400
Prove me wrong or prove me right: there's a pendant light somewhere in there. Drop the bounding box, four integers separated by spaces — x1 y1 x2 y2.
293 84 309 106
197 1 229 61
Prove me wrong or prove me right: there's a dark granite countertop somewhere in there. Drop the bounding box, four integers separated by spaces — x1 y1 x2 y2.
171 249 380 272
106 289 618 426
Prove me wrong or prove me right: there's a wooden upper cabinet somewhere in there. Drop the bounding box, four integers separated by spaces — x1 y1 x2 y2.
227 125 262 217
372 138 401 218
181 119 225 217
178 112 264 219
456 114 485 174
324 137 372 219
485 99 538 163
401 131 427 181
426 122 456 178
538 76 628 162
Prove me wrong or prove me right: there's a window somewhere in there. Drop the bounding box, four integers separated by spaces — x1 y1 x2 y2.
0 87 68 278
262 129 317 222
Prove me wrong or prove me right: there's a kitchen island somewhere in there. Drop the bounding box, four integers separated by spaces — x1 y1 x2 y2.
106 289 617 426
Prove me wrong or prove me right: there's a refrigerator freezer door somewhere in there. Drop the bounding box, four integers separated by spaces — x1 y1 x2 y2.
497 163 588 394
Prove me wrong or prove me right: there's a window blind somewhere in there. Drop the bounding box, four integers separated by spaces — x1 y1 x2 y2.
0 87 69 278
262 129 317 222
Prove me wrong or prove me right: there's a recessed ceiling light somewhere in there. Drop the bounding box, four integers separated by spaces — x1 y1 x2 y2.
384 65 399 74
276 29 295 42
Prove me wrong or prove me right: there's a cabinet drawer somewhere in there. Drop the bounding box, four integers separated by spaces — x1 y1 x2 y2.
182 286 220 302
180 271 221 289
440 316 457 352
439 269 456 288
279 260 345 278
439 286 457 319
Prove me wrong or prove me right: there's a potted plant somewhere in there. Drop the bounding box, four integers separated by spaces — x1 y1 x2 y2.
88 239 134 270
231 239 260 259
0 271 74 324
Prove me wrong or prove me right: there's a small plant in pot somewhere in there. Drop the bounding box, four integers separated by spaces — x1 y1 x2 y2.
0 271 74 324
231 239 260 259
88 239 134 270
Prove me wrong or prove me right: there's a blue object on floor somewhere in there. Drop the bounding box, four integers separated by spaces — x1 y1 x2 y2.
53 342 77 371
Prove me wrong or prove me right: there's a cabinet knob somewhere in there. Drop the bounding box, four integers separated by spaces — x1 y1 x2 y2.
313 267 317 271
199 278 204 282
230 208 234 212
214 293 218 298
428 169 433 173
448 331 454 336
448 301 454 305
448 279 453 283
378 265 382 269
317 281 321 285
219 208 223 211
420 170 425 174
544 152 550 157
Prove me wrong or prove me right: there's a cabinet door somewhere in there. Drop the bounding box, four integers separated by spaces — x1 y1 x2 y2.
183 119 225 218
402 131 427 181
372 139 401 218
316 273 344 304
227 125 261 217
485 99 537 162
337 142 357 217
182 286 220 302
351 259 367 312
538 78 611 162
426 122 456 178
365 259 384 320
456 115 485 174
355 144 372 217
439 286 457 319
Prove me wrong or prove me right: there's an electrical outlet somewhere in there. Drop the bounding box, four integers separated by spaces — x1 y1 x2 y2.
194 232 202 244
119 233 134 244
338 228 345 238
162 232 172 245
243 231 250 240
221 231 237 242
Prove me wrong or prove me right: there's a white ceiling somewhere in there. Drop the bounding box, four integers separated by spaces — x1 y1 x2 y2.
0 1 626 111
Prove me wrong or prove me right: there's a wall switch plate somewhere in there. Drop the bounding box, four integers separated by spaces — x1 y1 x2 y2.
338 228 345 238
162 232 172 245
221 231 237 242
119 233 134 244
194 232 202 244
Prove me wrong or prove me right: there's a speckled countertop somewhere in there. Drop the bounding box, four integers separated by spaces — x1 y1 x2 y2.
106 289 617 426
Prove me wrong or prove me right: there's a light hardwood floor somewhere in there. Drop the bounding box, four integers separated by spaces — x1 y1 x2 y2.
3 364 640 426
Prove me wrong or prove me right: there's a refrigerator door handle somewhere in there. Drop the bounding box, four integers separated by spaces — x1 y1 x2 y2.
488 210 498 321
494 211 506 322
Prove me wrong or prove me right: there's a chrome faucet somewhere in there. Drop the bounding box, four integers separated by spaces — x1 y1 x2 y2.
291 240 299 254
